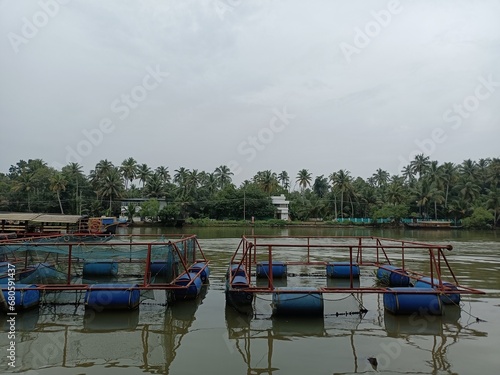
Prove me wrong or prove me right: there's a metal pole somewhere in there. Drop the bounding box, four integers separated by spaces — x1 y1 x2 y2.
67 244 72 285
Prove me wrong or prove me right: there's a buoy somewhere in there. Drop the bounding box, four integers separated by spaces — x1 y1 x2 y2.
384 288 443 315
377 265 410 287
1 284 40 311
84 283 140 310
173 272 202 300
414 277 460 305
272 287 324 316
256 261 287 278
326 262 360 278
83 260 118 277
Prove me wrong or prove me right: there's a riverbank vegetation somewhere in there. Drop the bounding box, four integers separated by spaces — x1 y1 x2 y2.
0 155 499 229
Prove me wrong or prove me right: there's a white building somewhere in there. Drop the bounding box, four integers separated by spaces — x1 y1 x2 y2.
271 194 290 221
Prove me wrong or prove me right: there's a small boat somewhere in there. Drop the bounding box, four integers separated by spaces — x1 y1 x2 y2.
404 220 461 229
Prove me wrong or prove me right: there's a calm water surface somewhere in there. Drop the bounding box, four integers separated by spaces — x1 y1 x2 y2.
1 227 499 374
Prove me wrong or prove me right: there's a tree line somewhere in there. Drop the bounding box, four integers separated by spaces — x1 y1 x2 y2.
0 155 499 228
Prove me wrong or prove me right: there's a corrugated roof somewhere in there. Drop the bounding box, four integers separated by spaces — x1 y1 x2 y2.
0 212 40 221
32 214 83 224
0 212 83 223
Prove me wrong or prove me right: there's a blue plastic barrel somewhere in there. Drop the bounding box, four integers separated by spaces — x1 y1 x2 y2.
1 284 40 311
231 275 249 288
256 261 287 278
84 283 140 310
272 287 324 316
326 262 360 278
83 260 118 277
414 277 460 305
149 260 172 277
188 262 210 282
377 265 410 287
227 263 246 277
384 288 443 315
173 272 202 300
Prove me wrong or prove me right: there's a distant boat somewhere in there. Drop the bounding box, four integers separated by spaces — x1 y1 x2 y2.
404 220 461 229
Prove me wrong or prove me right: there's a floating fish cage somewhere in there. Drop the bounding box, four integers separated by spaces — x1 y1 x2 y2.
0 234 210 311
225 235 483 317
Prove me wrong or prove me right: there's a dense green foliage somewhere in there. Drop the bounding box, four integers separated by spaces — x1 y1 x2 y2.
0 155 499 228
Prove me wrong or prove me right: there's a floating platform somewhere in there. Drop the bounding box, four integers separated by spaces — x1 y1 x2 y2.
225 235 484 317
0 234 210 310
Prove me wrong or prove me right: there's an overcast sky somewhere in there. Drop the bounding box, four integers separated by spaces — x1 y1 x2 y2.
1 0 499 185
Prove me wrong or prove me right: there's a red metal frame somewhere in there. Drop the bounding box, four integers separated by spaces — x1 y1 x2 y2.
0 234 209 294
227 235 484 296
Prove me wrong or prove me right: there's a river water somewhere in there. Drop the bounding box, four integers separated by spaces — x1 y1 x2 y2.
1 227 499 374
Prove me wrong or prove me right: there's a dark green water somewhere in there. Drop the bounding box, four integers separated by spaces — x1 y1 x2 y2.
1 227 499 374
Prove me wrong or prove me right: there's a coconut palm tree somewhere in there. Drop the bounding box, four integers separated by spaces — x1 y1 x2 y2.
439 162 457 208
120 157 138 189
410 154 431 180
313 175 329 198
144 173 165 198
486 187 500 227
254 170 279 195
458 159 478 181
330 169 353 218
50 172 67 214
296 169 312 192
137 164 152 189
12 171 37 211
214 165 233 189
155 166 171 184
174 167 190 197
401 164 415 185
372 168 390 188
98 167 124 212
278 171 290 191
